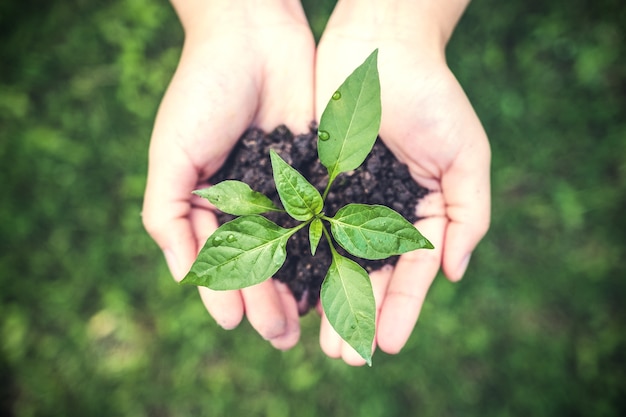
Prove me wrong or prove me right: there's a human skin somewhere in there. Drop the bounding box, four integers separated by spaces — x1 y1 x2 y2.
315 0 491 365
141 0 315 350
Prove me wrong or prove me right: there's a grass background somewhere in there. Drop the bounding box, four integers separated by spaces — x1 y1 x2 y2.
1 0 625 415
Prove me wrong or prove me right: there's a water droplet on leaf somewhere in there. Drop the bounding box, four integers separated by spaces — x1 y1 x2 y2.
318 130 330 141
213 236 223 245
227 234 237 243
332 91 342 100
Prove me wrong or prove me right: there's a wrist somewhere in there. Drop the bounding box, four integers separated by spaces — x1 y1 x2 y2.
325 0 470 58
171 0 308 40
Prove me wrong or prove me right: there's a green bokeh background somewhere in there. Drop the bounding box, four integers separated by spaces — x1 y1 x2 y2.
1 0 625 415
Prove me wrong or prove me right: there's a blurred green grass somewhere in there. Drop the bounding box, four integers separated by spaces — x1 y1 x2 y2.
1 0 625 416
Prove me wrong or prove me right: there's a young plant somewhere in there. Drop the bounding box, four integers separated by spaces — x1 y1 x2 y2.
182 50 433 365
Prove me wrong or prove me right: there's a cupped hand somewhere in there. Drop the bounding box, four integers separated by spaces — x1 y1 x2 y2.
315 8 491 365
142 1 315 350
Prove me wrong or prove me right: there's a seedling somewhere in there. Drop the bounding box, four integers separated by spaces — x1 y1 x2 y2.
182 50 433 365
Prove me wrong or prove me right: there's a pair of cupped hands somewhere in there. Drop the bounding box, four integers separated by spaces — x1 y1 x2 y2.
142 1 490 366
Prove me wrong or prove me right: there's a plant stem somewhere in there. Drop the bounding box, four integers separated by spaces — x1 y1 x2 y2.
321 222 338 259
321 174 337 201
287 218 312 239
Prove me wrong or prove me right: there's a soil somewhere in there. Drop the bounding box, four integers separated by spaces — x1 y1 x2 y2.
209 124 428 313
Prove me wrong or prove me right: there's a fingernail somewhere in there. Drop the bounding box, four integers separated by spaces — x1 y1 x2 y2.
163 249 183 281
457 253 472 281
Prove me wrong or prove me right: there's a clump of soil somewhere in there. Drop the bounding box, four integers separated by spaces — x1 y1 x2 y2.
209 125 428 313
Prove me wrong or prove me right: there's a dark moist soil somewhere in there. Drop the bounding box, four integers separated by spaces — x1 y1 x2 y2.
209 124 428 313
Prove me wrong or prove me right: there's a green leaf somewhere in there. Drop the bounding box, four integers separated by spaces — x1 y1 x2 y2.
181 215 294 290
270 150 323 221
321 253 376 366
318 49 381 184
328 204 434 260
309 218 323 255
193 180 281 215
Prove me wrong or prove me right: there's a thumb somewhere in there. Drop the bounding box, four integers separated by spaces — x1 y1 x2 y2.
142 147 201 281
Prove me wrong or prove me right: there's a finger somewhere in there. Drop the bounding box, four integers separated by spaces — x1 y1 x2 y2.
198 286 245 330
441 127 491 281
241 279 294 346
319 310 342 360
189 204 246 329
371 265 394 322
376 216 445 354
189 198 219 254
340 342 368 366
268 280 301 350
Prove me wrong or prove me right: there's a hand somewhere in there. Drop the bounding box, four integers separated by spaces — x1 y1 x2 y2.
142 0 315 350
315 0 491 365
